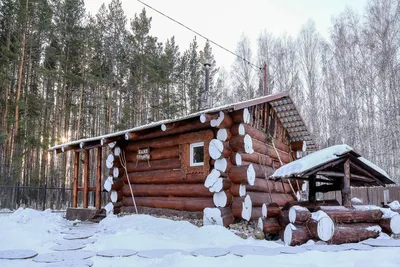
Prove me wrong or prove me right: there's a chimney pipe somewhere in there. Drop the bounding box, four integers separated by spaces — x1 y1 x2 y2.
201 59 212 109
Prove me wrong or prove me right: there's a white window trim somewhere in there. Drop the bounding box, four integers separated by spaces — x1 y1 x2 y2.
190 141 204 167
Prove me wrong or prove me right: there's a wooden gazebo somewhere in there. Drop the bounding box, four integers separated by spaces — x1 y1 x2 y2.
271 144 395 207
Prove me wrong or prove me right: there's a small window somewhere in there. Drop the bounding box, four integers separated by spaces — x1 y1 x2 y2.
190 142 204 166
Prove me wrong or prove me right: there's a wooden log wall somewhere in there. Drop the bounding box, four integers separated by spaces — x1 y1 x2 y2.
205 107 298 226
117 130 216 213
104 105 303 227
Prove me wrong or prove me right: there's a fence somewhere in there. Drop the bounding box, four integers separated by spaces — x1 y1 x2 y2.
323 185 400 206
0 183 109 212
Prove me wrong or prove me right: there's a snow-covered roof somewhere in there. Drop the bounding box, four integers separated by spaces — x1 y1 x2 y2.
272 144 353 178
271 144 394 185
49 91 317 152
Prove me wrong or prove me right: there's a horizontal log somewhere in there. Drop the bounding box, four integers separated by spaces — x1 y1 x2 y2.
211 111 233 129
203 207 235 227
231 195 252 221
263 202 282 218
278 210 290 228
209 139 232 160
228 165 256 185
230 184 246 197
122 184 213 198
110 190 123 203
213 190 233 207
214 158 233 173
104 177 123 192
307 212 335 241
125 135 181 152
250 206 266 221
282 200 340 212
247 191 295 207
200 113 219 123
125 159 181 173
125 119 210 142
124 146 180 162
284 224 312 246
216 128 232 142
233 152 280 169
252 139 290 164
229 134 254 154
208 178 232 193
288 206 311 224
122 196 214 211
316 206 383 223
122 206 203 219
251 163 276 178
245 178 292 194
230 108 250 124
122 170 205 184
329 223 381 244
379 214 400 235
257 217 281 234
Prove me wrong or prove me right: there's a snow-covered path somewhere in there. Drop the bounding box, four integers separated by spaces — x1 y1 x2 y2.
1 209 400 267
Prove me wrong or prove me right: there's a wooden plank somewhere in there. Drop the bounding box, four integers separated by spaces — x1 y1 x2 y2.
73 151 79 208
83 150 89 208
96 147 102 209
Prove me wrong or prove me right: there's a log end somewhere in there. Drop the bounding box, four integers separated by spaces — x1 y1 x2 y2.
317 217 335 241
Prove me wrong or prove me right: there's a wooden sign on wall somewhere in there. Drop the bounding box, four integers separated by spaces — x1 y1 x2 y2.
137 148 150 160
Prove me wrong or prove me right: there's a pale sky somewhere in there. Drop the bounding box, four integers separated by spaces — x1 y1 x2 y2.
84 0 367 70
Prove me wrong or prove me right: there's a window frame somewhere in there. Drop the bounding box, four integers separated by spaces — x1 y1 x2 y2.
189 141 205 167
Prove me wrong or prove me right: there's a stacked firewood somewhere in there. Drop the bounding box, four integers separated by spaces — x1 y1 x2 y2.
279 204 400 246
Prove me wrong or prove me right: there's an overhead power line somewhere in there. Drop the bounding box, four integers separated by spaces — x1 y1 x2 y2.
136 0 262 71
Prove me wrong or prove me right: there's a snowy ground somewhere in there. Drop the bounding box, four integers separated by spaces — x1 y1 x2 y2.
1 209 400 267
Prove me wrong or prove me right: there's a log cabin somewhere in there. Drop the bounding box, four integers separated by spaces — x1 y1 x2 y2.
50 91 316 223
50 91 398 245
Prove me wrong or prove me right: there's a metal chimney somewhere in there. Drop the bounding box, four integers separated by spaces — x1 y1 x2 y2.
201 59 212 109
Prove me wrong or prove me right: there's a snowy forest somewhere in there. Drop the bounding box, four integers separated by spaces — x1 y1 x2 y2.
0 0 399 190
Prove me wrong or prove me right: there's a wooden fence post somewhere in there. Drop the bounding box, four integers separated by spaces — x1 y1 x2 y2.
83 150 89 208
73 151 79 208
96 147 102 209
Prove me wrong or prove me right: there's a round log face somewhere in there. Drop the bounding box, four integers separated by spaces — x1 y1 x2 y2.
390 215 400 234
209 139 224 160
317 217 335 241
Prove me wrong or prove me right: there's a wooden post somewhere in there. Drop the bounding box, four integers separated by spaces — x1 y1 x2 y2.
342 159 351 207
83 150 90 208
308 175 316 202
73 151 79 208
96 147 102 209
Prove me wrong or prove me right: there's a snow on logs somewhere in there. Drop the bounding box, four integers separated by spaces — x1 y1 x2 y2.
379 208 400 235
328 223 381 244
316 206 383 223
203 207 235 227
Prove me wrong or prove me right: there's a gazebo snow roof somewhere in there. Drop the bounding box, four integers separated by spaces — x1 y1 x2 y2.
271 144 394 187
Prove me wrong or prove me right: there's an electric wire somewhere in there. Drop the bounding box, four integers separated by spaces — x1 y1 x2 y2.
136 0 263 71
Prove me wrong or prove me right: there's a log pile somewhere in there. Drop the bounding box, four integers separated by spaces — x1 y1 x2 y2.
279 205 400 246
